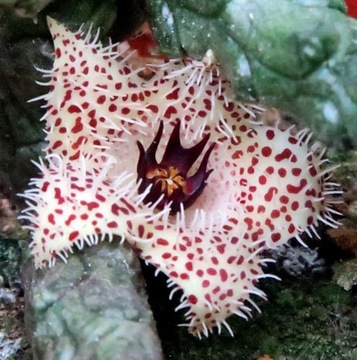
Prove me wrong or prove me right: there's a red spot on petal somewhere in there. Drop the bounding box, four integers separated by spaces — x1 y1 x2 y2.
288 223 295 234
108 221 118 228
41 181 50 192
271 233 281 242
212 286 220 294
157 238 169 246
217 244 226 254
109 104 117 112
52 140 63 150
97 95 106 104
261 146 272 157
87 202 100 211
288 136 298 145
266 129 275 139
188 295 198 304
232 150 243 159
65 214 76 226
68 105 81 113
244 217 253 230
95 194 106 202
287 179 307 194
163 105 177 119
264 187 278 202
279 195 289 204
257 205 265 213
219 269 228 282
292 168 302 176
69 231 79 241
265 218 274 231
207 268 217 275
237 255 244 265
88 109 96 118
48 214 55 225
275 148 293 162
111 204 121 215
259 175 267 185
147 104 158 113
278 168 287 177
71 117 83 134
309 166 317 176
166 88 179 100
121 107 130 115
291 201 299 210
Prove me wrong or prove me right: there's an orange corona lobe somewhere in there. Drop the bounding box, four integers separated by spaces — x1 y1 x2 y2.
146 166 186 197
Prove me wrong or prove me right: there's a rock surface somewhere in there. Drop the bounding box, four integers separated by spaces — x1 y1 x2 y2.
148 0 357 149
22 241 163 360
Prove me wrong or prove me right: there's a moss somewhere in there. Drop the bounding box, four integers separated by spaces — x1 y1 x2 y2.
147 269 357 359
0 239 22 284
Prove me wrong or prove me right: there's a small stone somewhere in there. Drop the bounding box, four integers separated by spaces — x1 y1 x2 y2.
0 289 16 304
333 258 357 291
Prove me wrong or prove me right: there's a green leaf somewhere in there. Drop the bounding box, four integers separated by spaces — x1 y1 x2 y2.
148 0 357 149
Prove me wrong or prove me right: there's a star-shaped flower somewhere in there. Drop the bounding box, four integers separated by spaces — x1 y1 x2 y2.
20 18 341 337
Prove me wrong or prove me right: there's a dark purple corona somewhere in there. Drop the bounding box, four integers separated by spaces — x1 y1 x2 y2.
136 121 215 214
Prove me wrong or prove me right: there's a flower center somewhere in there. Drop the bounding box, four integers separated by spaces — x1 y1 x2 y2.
146 166 186 197
136 121 215 214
